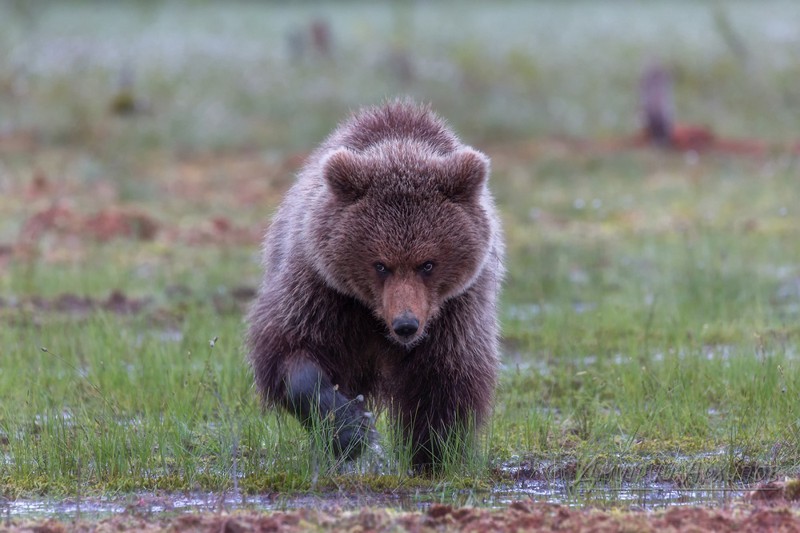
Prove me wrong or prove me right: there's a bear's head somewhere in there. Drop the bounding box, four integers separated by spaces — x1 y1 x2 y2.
309 141 494 347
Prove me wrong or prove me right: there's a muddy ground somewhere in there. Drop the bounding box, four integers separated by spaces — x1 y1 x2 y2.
5 500 800 533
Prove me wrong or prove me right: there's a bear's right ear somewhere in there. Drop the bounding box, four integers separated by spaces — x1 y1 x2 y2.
321 148 371 202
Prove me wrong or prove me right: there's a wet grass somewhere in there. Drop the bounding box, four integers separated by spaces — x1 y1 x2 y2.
1 0 800 509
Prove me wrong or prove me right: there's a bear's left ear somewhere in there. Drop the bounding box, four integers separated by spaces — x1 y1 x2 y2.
321 148 371 202
439 148 490 203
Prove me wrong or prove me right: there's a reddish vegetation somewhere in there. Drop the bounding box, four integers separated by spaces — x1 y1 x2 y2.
0 129 38 152
0 147 299 269
7 501 800 532
664 124 716 152
168 215 260 246
637 62 785 156
24 170 52 199
83 208 160 242
635 123 775 155
749 479 800 504
17 204 159 247
13 203 259 258
0 291 151 315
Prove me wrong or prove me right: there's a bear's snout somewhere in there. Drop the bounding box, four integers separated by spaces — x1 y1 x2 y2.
382 274 429 344
392 312 420 338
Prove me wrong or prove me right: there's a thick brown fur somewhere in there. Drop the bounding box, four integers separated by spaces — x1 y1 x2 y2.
246 99 504 469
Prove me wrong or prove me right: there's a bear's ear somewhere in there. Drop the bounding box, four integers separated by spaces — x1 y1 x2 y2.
439 148 490 203
321 148 371 202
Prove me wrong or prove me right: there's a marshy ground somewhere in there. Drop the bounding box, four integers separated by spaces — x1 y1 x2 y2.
1 1 800 530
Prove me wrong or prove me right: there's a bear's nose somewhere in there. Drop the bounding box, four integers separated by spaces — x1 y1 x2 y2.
392 314 419 338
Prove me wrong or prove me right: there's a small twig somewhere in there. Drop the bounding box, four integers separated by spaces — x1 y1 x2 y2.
712 4 750 67
75 457 82 523
189 336 220 418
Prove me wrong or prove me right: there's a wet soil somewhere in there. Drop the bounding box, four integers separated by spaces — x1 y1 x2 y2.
4 501 800 533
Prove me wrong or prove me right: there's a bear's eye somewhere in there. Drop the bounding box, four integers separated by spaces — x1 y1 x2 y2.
419 261 435 274
374 262 389 275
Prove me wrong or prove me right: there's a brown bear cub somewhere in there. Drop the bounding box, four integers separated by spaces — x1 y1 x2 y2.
247 100 504 470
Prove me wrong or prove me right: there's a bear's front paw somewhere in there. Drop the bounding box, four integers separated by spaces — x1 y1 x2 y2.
331 395 380 460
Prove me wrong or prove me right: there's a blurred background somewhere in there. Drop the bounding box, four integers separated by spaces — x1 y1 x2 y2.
2 0 799 252
2 0 799 151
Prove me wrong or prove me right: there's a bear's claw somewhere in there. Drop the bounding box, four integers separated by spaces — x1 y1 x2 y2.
331 398 380 460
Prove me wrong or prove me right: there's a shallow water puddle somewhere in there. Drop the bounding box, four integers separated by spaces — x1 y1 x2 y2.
2 480 746 521
490 480 744 509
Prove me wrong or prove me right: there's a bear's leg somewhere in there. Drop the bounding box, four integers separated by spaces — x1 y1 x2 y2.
394 368 489 472
284 357 376 460
410 403 473 471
